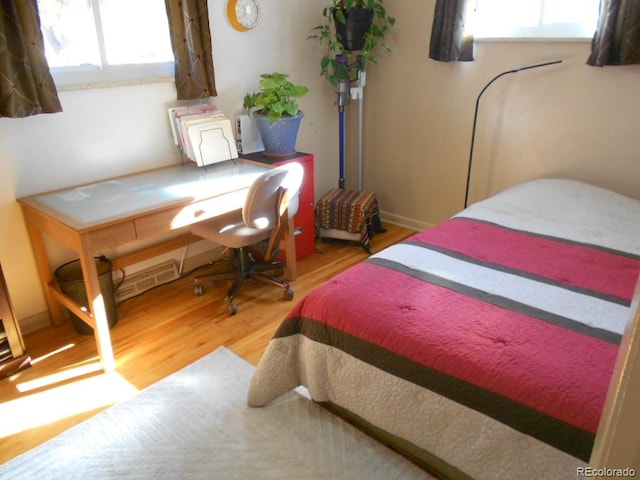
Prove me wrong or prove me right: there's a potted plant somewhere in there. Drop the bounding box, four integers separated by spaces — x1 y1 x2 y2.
243 72 310 157
309 0 395 86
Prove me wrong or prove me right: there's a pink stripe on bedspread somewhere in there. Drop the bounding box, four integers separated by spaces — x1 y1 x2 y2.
411 218 640 302
297 262 618 434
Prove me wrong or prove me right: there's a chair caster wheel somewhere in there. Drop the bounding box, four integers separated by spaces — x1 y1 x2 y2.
225 296 238 315
194 284 204 296
283 288 294 301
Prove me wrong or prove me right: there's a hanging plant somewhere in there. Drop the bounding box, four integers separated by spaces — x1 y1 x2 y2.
309 0 396 86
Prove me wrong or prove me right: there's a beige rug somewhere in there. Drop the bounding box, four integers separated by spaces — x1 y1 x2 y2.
1 347 432 479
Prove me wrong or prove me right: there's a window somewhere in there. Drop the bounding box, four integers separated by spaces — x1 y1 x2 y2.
37 0 174 87
469 0 601 40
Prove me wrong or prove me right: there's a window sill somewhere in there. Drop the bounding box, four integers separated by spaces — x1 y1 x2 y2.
474 37 592 44
51 61 175 92
55 76 174 92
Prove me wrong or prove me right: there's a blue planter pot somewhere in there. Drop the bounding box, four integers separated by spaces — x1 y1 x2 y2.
254 111 303 158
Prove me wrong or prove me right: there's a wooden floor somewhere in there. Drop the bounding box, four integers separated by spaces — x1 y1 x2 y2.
0 223 414 464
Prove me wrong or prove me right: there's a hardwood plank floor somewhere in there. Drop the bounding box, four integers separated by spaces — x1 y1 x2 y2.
0 224 414 464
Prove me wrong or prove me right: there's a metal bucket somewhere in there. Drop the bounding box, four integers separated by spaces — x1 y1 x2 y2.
54 256 118 335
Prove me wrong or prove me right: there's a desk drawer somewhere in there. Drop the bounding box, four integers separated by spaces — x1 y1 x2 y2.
134 190 247 239
88 221 137 250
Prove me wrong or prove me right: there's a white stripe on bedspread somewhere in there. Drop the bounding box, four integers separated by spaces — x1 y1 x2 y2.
372 244 629 336
459 179 640 255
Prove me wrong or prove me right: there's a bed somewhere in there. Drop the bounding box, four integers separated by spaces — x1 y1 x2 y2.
247 178 640 480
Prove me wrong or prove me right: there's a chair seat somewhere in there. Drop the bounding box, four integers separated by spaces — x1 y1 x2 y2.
192 209 273 249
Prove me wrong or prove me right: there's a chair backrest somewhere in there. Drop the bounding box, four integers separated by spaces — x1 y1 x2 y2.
242 162 304 230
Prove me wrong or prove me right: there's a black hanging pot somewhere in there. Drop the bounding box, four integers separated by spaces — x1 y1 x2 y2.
332 8 374 51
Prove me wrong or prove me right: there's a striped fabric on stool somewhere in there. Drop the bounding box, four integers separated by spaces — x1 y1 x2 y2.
315 188 385 253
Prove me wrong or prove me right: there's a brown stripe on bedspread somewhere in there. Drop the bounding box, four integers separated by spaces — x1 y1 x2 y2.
273 316 595 462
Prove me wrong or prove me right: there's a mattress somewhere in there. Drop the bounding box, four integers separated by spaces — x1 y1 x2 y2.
248 179 640 479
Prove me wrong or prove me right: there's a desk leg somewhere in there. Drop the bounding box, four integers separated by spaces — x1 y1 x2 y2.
25 220 65 326
282 216 297 281
78 244 115 372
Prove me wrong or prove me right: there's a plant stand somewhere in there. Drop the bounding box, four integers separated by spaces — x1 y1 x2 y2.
316 60 386 252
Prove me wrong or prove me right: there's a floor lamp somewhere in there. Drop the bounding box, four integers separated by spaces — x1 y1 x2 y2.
464 60 563 209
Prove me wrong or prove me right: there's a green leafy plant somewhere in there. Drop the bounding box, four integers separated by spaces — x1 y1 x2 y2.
243 72 310 123
309 0 395 86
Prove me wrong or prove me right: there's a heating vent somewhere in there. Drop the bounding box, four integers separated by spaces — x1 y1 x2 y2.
114 260 180 302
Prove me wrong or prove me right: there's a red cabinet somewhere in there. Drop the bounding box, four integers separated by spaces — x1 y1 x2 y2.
240 152 315 260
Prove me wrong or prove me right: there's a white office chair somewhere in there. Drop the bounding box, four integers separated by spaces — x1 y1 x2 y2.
191 162 304 314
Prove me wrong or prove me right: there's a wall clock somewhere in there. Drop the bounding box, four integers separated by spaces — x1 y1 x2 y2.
227 0 260 31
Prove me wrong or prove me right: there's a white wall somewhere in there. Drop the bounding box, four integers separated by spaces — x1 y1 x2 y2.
3 0 640 330
0 0 337 327
345 2 640 228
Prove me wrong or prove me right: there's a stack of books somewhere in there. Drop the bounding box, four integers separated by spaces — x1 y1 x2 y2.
168 104 238 167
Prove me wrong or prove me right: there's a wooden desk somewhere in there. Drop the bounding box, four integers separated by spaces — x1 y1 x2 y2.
18 160 297 371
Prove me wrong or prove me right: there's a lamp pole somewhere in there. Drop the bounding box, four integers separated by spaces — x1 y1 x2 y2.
464 60 562 209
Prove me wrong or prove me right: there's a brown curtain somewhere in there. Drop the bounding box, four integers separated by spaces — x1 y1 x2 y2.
429 0 474 62
588 0 640 66
165 0 217 99
0 0 61 118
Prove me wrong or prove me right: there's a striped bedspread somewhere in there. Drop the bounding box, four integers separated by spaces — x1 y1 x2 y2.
248 179 640 480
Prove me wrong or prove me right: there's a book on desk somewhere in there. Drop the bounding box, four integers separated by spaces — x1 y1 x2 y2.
168 105 238 167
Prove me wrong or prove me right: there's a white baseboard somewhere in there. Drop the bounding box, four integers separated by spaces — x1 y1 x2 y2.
180 245 226 274
19 310 53 335
380 210 431 232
